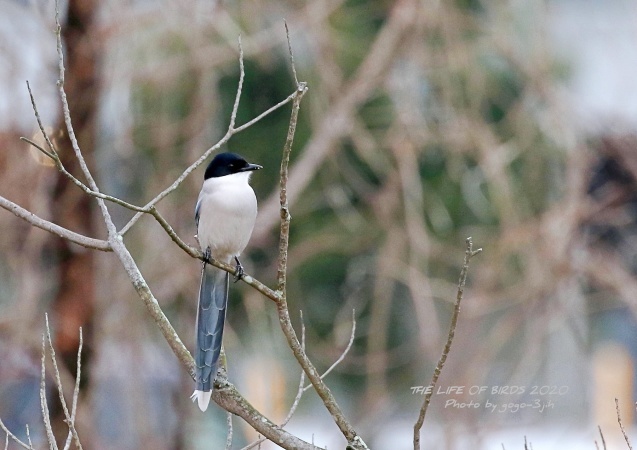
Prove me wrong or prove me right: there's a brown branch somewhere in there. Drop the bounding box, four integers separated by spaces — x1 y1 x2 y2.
241 311 308 450
598 425 607 450
303 310 356 392
40 334 58 450
0 195 111 251
212 379 324 450
413 237 482 450
616 398 633 450
45 315 83 450
273 74 367 447
63 328 83 450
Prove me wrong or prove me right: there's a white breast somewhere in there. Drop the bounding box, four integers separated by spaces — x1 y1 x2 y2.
196 172 258 263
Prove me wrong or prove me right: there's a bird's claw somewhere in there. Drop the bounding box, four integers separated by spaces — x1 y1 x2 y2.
233 256 244 283
203 247 212 264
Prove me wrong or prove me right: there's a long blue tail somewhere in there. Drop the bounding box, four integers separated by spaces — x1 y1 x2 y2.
193 262 228 410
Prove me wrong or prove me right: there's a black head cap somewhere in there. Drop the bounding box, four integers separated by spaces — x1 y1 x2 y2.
204 152 262 179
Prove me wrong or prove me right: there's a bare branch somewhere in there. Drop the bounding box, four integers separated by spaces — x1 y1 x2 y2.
228 35 244 131
284 311 307 424
598 425 607 450
272 80 367 448
45 315 83 450
0 195 112 251
0 418 31 450
413 237 482 450
284 21 299 87
40 334 59 450
241 311 307 450
20 136 56 161
63 327 83 450
212 380 324 450
616 398 633 450
276 84 307 294
25 80 57 157
25 426 33 450
55 0 95 193
303 310 356 392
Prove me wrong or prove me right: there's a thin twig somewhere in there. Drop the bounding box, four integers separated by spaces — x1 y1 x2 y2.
303 310 356 392
22 129 147 213
413 237 482 450
55 0 95 193
25 81 57 157
20 136 56 160
228 35 244 131
25 425 33 450
284 21 299 87
616 398 633 450
40 334 58 450
283 311 307 425
0 418 31 450
0 195 111 251
241 311 308 450
61 326 83 450
598 425 606 450
45 314 83 449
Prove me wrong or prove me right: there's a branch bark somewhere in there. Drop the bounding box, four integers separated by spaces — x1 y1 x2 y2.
413 237 482 450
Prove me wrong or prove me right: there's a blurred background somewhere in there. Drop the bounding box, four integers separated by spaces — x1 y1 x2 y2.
1 0 637 448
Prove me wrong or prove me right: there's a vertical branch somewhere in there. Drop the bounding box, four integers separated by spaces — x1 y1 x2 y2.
40 335 58 450
272 25 368 449
276 85 306 293
413 238 482 450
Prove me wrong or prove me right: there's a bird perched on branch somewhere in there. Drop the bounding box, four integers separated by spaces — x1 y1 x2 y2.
191 152 261 411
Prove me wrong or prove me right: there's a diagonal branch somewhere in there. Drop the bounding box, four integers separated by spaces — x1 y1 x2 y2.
413 237 482 450
271 43 367 445
0 419 31 450
0 195 111 251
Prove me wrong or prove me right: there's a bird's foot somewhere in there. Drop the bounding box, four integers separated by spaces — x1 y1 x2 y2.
203 247 212 264
234 256 244 283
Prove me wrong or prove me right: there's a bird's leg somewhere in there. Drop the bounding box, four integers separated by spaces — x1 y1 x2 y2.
233 256 244 283
203 247 212 264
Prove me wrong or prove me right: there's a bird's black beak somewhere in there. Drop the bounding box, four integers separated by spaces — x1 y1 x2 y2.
241 163 262 172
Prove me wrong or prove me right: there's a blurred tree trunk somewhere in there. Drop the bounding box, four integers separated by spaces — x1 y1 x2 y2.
50 0 99 436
